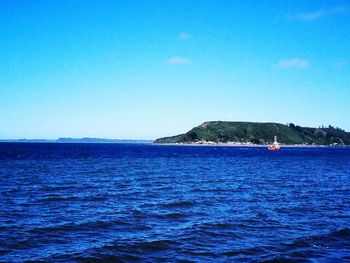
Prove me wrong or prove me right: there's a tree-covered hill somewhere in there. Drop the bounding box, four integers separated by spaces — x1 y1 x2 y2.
154 121 350 145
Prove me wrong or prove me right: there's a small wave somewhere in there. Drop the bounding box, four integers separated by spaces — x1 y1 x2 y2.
39 196 79 202
155 212 188 219
286 227 350 249
6 239 38 250
73 254 129 263
331 227 350 238
223 247 266 256
193 221 232 230
70 241 178 262
153 186 172 191
188 221 242 239
261 257 303 263
39 194 110 203
130 209 188 220
20 260 47 263
7 188 20 193
28 219 132 234
160 201 194 208
259 228 350 261
191 187 231 193
181 249 217 257
0 249 11 255
83 196 108 202
102 239 179 253
41 185 77 191
131 239 178 251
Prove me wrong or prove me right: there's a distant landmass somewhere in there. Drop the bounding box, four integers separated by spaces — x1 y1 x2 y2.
154 121 350 146
56 138 152 144
0 138 152 144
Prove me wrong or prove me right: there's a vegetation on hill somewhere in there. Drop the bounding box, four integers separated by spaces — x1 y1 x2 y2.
154 121 350 145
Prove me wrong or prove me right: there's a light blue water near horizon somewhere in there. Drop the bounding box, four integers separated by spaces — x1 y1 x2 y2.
0 143 350 262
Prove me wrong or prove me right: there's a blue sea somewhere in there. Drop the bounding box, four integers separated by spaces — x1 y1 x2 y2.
0 143 350 262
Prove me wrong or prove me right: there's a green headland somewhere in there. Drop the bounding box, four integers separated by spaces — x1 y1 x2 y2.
154 121 350 146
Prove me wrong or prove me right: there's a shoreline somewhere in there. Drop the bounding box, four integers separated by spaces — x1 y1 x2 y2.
153 143 347 148
0 141 347 148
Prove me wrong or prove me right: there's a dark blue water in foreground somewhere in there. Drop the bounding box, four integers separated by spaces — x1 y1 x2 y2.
1 143 350 262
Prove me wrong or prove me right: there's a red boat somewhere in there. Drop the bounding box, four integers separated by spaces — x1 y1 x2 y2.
268 136 281 151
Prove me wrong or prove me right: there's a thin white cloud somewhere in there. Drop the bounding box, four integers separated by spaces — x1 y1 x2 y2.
278 58 309 69
178 32 190 41
330 5 348 15
166 56 191 65
288 5 347 21
290 10 325 21
333 61 347 69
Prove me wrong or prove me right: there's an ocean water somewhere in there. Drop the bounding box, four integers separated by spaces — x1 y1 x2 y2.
0 143 350 263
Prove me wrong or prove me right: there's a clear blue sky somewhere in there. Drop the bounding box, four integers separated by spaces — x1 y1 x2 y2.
0 0 349 139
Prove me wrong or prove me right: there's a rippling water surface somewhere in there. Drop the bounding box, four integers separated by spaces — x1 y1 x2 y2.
0 143 350 262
